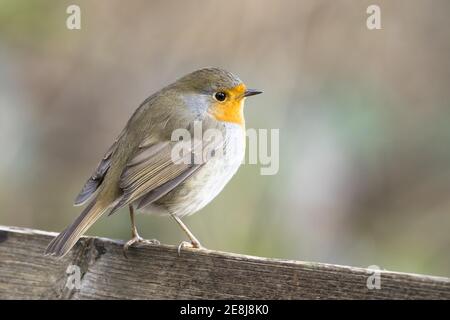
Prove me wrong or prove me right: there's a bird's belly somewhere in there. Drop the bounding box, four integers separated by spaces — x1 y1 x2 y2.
148 125 245 217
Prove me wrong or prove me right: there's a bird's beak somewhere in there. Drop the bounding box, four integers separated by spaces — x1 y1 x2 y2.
243 89 263 97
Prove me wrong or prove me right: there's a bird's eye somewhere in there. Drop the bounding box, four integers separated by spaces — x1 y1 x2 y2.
214 91 227 102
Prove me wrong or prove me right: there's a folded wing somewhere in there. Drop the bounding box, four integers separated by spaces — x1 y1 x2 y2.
109 138 218 214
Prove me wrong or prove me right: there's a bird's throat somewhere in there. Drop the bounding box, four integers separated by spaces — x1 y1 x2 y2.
209 99 245 126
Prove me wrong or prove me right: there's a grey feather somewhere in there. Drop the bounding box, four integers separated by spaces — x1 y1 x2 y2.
45 199 97 257
135 164 202 210
73 137 120 206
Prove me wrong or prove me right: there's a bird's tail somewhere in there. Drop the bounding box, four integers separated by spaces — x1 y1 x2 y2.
45 198 109 258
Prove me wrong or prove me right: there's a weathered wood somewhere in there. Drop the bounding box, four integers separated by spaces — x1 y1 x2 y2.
0 225 449 299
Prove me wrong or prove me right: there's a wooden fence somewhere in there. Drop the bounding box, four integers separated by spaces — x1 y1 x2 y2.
0 225 449 299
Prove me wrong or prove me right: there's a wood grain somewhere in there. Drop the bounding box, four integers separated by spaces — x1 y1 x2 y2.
0 225 449 299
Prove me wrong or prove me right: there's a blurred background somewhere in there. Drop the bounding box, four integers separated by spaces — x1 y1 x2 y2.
0 0 449 276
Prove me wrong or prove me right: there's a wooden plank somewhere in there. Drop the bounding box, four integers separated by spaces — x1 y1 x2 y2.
0 225 449 299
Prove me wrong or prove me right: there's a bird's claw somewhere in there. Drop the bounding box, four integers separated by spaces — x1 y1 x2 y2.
123 236 160 258
177 240 203 256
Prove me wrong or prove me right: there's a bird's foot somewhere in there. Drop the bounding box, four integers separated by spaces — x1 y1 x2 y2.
177 240 204 256
123 235 160 258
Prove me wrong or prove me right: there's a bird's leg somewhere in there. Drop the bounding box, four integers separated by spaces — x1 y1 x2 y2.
123 205 159 258
128 205 141 239
170 213 204 255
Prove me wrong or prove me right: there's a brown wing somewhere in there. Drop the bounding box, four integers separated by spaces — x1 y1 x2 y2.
74 129 126 206
108 138 213 215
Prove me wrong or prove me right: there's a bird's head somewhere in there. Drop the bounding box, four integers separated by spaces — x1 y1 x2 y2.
174 68 262 126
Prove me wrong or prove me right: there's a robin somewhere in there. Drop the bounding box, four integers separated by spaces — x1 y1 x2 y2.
45 67 262 257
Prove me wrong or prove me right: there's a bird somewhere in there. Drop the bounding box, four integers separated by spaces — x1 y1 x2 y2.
45 67 262 258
